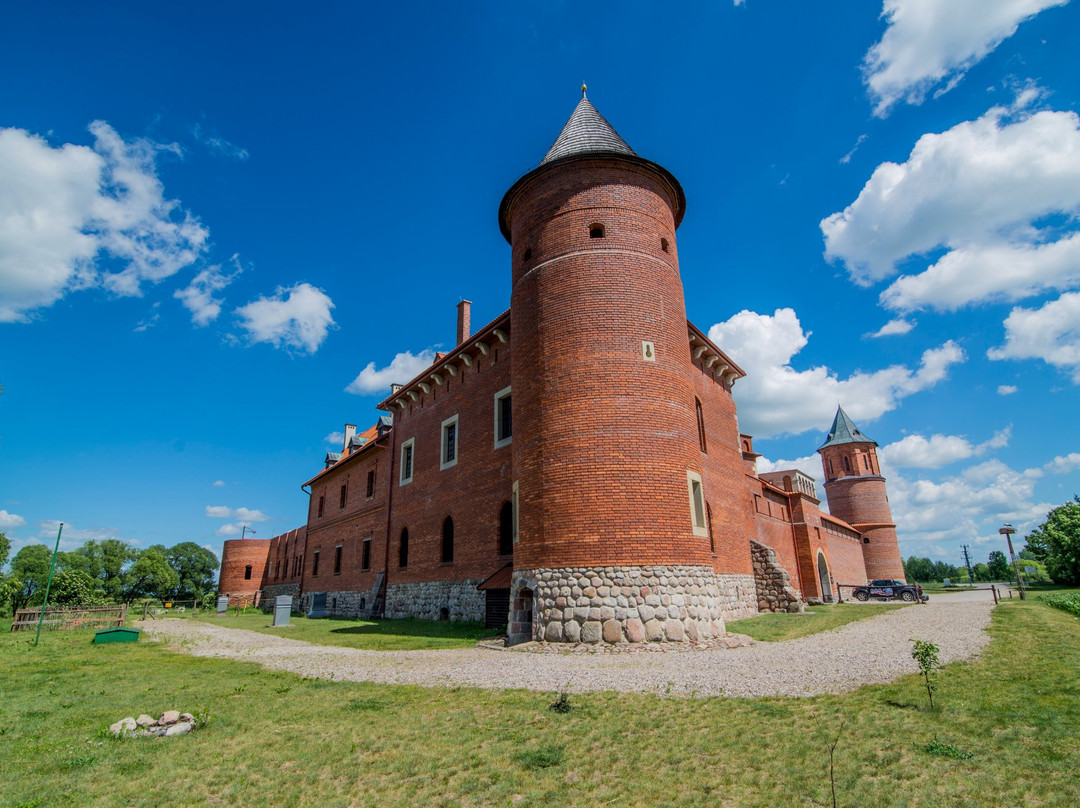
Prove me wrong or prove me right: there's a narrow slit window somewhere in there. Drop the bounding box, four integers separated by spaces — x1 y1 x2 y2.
334 545 342 575
399 528 409 568
695 398 707 453
361 539 371 571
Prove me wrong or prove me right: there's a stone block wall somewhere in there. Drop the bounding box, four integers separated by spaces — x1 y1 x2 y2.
384 578 486 622
751 540 805 613
509 565 757 644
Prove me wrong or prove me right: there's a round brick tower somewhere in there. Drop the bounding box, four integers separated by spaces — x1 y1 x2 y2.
498 90 734 643
817 407 906 582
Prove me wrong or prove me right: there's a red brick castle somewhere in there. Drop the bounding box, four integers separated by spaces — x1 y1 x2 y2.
219 91 906 643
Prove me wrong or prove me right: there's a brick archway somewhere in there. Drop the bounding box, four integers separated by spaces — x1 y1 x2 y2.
817 552 834 604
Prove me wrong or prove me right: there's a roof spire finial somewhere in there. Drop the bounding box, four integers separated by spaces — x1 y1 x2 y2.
581 82 587 99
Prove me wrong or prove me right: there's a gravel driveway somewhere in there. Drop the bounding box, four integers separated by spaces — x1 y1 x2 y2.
140 597 993 698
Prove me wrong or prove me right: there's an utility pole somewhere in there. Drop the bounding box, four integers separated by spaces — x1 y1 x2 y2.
34 522 64 647
999 523 1026 600
961 544 974 586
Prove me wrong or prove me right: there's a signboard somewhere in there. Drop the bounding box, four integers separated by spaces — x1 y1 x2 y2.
1024 566 1037 574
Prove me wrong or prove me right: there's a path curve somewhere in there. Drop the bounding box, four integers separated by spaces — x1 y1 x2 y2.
140 600 993 698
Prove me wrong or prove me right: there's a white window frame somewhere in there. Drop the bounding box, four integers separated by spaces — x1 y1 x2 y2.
687 470 708 537
440 414 459 470
399 438 415 486
494 386 512 449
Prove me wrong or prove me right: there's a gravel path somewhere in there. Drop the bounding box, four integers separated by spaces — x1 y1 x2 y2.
140 598 994 698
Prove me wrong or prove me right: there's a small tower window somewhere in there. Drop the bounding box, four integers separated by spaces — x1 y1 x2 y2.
523 248 532 261
843 456 851 473
661 238 669 253
589 223 605 239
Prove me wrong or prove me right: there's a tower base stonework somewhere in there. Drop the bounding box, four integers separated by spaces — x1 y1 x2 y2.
508 566 756 645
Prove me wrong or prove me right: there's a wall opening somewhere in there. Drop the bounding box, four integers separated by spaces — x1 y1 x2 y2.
589 223 605 239
498 501 514 556
817 552 833 603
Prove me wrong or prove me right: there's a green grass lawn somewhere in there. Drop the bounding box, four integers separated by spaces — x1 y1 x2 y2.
2 596 1079 807
176 612 497 651
726 602 907 642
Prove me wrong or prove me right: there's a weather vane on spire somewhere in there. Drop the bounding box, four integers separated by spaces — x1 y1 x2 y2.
581 82 587 99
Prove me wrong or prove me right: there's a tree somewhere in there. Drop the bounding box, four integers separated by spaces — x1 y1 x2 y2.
10 544 52 610
72 539 137 601
165 542 219 600
0 530 10 569
987 551 1011 581
50 568 101 607
1025 496 1080 585
122 548 179 602
972 562 991 582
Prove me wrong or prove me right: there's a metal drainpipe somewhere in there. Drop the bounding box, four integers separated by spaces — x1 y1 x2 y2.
379 421 397 618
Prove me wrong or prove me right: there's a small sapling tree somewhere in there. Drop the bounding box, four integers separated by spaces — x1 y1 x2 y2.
911 638 940 710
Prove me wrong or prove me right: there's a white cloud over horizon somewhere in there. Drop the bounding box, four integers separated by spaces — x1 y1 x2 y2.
880 426 1011 469
708 308 964 438
346 349 437 395
0 509 26 528
863 0 1069 117
0 122 209 322
235 282 336 354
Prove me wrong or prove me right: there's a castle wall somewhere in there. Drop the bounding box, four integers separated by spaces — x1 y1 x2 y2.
388 331 515 597
304 445 389 602
821 519 870 587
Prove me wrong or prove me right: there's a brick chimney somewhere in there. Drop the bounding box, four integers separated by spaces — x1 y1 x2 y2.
343 424 356 452
456 300 472 345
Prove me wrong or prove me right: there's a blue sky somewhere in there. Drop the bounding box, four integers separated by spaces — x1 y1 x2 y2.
2 1 1079 568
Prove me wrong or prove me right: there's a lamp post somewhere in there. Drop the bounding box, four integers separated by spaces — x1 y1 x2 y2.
999 523 1026 600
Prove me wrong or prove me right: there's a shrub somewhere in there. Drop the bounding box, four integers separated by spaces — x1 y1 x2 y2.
1040 593 1080 617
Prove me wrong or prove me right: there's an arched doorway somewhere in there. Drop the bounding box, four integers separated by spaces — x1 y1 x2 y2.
817 552 833 603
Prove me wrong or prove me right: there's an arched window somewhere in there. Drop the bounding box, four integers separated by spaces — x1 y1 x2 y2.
589 223 605 239
442 516 454 563
843 455 851 473
399 527 409 568
863 454 870 470
499 501 514 556
695 398 707 452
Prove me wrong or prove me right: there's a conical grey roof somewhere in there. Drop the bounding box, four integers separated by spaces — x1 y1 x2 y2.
818 406 876 450
540 97 636 165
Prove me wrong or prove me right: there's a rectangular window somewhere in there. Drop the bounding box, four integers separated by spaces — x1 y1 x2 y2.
334 545 342 575
400 438 415 485
695 398 707 453
244 565 252 580
441 414 459 470
312 551 320 578
687 470 708 537
339 483 347 509
361 538 371 571
366 469 375 498
494 386 512 449
317 495 325 518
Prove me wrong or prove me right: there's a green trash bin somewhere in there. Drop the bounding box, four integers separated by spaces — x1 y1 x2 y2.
93 627 141 644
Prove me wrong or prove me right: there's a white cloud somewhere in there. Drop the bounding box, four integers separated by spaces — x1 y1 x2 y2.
997 384 1019 395
346 349 437 395
212 480 226 487
175 256 241 326
216 523 245 537
1045 452 1080 474
863 0 1069 116
988 291 1080 380
325 431 344 445
0 122 209 322
204 505 269 522
191 124 249 161
869 318 915 338
755 454 824 487
707 308 964 438
235 282 336 354
881 426 1011 469
0 509 26 528
822 100 1080 310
